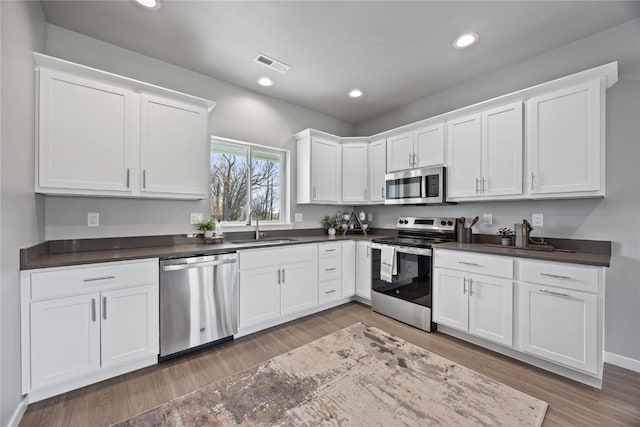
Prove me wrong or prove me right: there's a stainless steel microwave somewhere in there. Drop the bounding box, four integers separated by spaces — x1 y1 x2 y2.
384 166 448 205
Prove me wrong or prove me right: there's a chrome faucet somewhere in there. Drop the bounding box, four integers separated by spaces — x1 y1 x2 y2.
246 210 261 240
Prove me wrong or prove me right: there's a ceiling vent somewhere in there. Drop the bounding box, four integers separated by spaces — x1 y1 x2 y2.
254 53 290 73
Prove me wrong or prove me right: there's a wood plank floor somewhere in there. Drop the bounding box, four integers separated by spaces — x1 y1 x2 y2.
20 302 640 426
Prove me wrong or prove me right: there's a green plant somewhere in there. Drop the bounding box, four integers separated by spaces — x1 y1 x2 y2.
199 218 217 231
322 215 341 230
497 227 514 238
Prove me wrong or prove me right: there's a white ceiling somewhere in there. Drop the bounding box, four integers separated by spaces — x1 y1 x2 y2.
40 1 640 123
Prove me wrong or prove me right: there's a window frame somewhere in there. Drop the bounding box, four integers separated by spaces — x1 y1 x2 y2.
210 136 291 228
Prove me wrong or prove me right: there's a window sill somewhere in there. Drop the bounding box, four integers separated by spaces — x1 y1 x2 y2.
220 223 294 233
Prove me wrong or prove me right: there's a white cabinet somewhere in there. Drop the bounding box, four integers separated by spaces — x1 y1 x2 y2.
355 241 372 301
34 54 214 199
527 80 604 197
37 68 135 194
140 93 209 198
387 123 444 172
318 242 342 305
447 102 523 200
342 142 369 203
21 259 159 401
239 245 317 330
368 138 386 203
296 132 342 204
341 241 356 298
432 268 468 331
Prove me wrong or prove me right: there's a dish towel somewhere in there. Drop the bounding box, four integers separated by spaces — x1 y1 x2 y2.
380 246 397 283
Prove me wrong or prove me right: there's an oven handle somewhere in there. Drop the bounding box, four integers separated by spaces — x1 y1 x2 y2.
370 243 432 257
162 258 236 272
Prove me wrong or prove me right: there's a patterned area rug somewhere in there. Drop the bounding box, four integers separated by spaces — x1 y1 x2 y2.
113 323 548 426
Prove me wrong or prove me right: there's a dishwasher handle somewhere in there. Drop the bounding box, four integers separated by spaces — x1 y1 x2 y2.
162 258 236 272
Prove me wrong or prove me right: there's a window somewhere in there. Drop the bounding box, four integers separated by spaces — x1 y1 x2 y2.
210 137 288 224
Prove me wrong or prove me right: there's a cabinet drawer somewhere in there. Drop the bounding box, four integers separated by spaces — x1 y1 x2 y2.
318 257 340 282
518 259 600 293
434 250 513 279
319 280 341 304
239 244 316 271
30 259 158 300
318 242 341 258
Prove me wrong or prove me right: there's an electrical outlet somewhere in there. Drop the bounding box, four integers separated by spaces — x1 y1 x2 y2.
190 213 203 225
483 213 492 225
87 213 99 227
368 213 373 222
532 213 544 227
294 213 303 223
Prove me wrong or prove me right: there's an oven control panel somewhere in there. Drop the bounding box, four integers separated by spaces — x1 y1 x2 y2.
397 217 457 232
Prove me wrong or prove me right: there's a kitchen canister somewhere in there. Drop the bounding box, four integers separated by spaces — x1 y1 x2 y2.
457 227 472 243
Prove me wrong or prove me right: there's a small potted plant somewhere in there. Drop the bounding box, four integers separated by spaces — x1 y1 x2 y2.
497 227 514 246
199 218 217 239
322 215 341 237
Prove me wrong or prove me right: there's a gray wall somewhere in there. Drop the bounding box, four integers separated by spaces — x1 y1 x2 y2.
44 25 356 239
0 1 46 425
355 19 640 362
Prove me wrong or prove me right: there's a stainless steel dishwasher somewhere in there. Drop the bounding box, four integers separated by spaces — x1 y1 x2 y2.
159 252 238 359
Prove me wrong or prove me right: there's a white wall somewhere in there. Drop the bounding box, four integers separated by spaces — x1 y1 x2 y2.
355 19 640 363
0 1 47 425
43 25 356 239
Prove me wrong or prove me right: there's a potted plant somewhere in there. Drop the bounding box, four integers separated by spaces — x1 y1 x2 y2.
322 215 341 237
199 218 217 239
497 227 514 246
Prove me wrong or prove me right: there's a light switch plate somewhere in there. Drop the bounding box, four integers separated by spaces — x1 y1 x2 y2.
532 213 544 227
294 213 303 223
483 213 492 225
87 213 99 227
190 213 203 225
368 213 373 222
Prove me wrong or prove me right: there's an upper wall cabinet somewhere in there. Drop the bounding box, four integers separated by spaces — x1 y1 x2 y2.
447 102 523 200
342 141 369 203
34 54 215 200
296 132 342 204
527 80 603 198
368 138 386 203
386 123 444 172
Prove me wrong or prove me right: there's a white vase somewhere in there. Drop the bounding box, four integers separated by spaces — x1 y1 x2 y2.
328 228 336 236
204 230 214 239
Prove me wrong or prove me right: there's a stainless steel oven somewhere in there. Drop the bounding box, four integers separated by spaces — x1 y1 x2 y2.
384 166 447 205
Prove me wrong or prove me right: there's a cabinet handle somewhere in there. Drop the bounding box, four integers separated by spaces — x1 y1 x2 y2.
481 177 486 192
324 290 336 294
102 297 107 320
126 168 130 188
367 246 370 257
364 188 367 199
277 269 281 285
143 169 147 189
475 178 480 193
324 249 336 253
282 268 285 283
91 298 96 322
469 278 473 296
409 153 412 167
458 261 480 266
413 152 417 167
312 187 316 199
381 187 385 199
83 276 115 282
540 273 572 280
531 172 536 191
540 289 571 298
325 267 336 271
463 277 467 295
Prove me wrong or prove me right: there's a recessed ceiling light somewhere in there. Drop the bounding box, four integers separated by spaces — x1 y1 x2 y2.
134 0 161 10
453 32 478 49
348 89 363 98
257 77 274 87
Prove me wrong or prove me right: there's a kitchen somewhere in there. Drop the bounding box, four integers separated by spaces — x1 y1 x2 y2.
2 1 640 426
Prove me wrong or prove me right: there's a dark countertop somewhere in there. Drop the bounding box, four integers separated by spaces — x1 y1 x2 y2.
433 242 611 267
21 233 389 270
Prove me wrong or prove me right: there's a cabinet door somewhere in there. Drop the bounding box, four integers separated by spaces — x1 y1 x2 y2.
414 123 444 168
342 143 368 203
368 139 386 203
341 241 356 298
447 114 482 198
432 268 469 331
519 282 598 374
481 102 523 197
311 137 341 202
468 274 513 346
280 260 317 316
527 80 602 195
386 132 414 172
38 69 134 193
355 241 371 300
239 267 281 329
140 93 209 197
101 285 159 368
30 293 101 389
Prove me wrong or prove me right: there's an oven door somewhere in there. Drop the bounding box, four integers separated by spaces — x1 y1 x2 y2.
370 244 432 308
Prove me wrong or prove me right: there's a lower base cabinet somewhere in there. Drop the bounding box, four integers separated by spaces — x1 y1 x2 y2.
355 241 372 300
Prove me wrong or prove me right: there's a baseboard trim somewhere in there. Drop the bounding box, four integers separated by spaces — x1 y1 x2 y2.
604 351 640 373
7 396 28 427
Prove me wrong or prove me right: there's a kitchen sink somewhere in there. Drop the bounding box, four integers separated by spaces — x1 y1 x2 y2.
230 238 299 246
